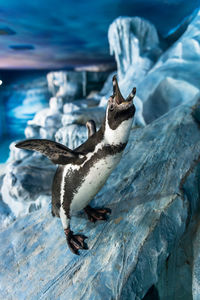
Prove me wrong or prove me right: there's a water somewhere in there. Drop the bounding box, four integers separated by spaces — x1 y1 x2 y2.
0 71 50 162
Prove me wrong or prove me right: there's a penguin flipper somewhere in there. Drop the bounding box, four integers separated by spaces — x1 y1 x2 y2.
86 120 96 138
15 139 81 165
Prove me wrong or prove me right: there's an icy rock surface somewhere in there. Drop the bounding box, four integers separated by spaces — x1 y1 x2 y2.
1 154 56 217
143 77 199 123
47 70 110 100
1 95 200 299
106 12 200 126
102 16 164 127
2 11 200 223
154 143 200 300
55 124 88 150
108 17 162 79
0 173 15 229
193 221 200 300
47 71 85 100
139 10 200 123
62 106 105 127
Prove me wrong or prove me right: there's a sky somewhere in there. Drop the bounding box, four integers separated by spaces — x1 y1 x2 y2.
0 0 199 69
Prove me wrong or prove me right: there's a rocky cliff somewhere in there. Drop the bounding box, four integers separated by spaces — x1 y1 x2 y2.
1 9 200 300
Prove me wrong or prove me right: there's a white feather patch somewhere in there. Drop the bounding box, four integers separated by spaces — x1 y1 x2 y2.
104 107 133 145
70 152 122 213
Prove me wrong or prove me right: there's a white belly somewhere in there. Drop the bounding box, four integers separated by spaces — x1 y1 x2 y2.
70 153 122 213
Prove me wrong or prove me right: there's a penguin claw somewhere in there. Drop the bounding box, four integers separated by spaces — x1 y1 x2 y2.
74 235 88 250
65 230 88 255
84 206 111 223
95 207 111 214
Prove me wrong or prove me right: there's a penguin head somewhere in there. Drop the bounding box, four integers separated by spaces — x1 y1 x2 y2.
104 75 136 144
106 75 136 130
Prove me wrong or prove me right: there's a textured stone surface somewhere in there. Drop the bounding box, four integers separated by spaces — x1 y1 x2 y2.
1 11 200 299
0 95 200 299
108 17 162 79
139 10 200 123
107 12 200 126
55 124 88 150
1 154 56 217
47 70 110 100
62 106 105 127
143 77 199 123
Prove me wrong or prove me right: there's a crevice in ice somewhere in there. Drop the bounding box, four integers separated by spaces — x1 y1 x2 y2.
142 285 160 300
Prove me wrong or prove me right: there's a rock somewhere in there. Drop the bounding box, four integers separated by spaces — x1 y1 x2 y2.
8 141 30 162
98 17 161 127
138 10 200 122
28 108 62 129
106 13 200 126
39 126 58 140
47 71 84 99
62 106 105 126
47 70 110 100
1 154 56 217
49 97 64 113
154 154 200 300
1 94 200 299
0 173 15 229
63 102 84 114
164 8 198 46
24 124 40 139
97 71 117 100
0 196 14 230
192 221 200 300
143 77 199 123
108 17 162 80
63 98 99 114
55 124 88 149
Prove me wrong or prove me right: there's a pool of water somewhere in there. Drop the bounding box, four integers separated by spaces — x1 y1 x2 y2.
0 71 50 162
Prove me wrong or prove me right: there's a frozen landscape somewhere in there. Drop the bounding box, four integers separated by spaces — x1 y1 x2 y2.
1 6 200 300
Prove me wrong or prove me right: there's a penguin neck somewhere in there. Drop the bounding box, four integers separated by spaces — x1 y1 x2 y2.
103 111 133 146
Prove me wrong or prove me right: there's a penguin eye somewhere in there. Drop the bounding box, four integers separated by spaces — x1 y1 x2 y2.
109 104 114 111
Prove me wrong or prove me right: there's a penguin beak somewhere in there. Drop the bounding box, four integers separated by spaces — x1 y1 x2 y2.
126 87 136 102
112 75 136 104
112 75 125 105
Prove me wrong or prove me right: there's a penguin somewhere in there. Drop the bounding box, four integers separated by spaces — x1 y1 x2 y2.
15 75 136 255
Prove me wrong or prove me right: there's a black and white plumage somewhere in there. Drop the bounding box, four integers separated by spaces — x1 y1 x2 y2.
15 75 136 255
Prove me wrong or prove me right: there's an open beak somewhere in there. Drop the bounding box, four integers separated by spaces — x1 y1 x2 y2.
112 75 136 105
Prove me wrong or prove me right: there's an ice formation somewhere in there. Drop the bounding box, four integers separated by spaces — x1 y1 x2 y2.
1 9 200 299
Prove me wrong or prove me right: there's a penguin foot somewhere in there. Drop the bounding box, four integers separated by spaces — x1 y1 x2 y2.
84 205 111 223
64 228 88 255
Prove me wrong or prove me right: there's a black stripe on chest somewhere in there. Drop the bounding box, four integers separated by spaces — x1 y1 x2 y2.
62 142 127 216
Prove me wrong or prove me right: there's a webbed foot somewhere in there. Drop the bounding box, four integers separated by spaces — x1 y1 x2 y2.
64 228 88 255
84 205 111 223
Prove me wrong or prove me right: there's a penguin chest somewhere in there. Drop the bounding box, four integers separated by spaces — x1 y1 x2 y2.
69 153 121 213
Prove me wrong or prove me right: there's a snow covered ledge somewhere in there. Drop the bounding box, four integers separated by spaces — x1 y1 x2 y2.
0 95 200 299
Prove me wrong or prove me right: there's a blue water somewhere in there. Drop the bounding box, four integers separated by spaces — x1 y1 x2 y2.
0 72 50 162
5 88 48 136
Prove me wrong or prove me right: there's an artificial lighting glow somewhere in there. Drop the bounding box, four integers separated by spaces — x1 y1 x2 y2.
0 80 2 85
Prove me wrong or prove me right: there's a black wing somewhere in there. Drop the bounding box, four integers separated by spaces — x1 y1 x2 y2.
15 139 81 165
